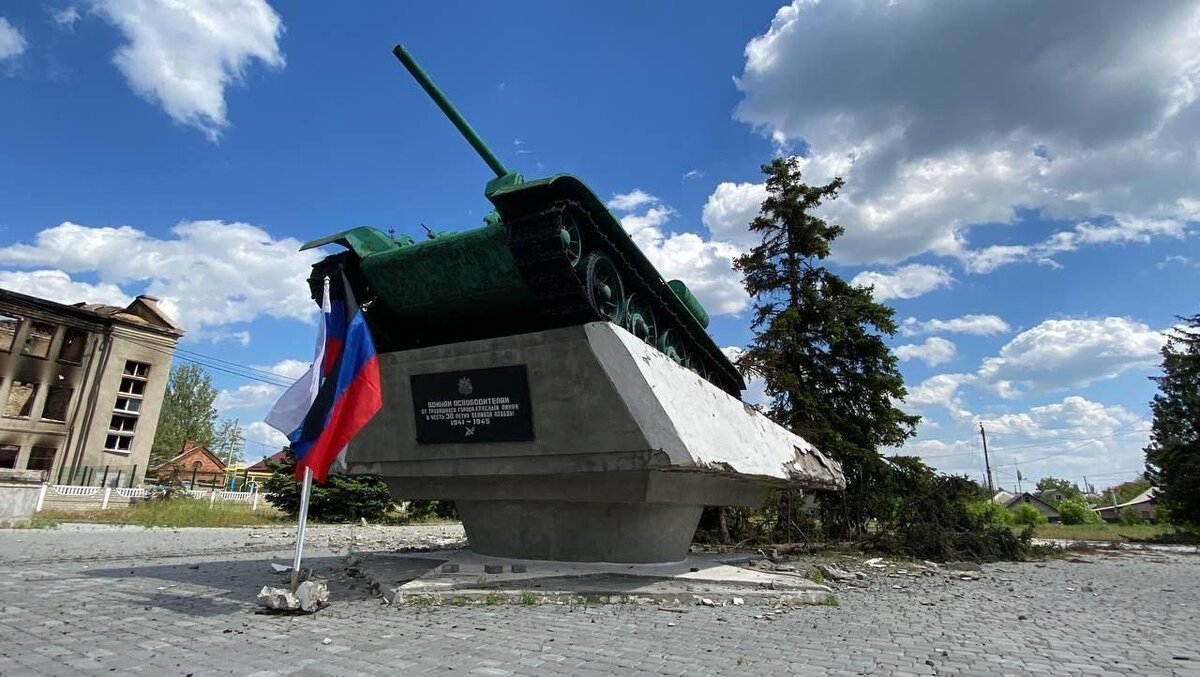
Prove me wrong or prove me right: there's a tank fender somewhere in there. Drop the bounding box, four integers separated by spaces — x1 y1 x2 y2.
300 226 402 258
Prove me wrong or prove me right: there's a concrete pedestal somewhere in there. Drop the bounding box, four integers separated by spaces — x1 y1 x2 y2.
457 500 702 563
348 322 843 563
0 470 43 528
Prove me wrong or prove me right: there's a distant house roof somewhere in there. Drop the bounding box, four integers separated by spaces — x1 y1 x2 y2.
246 449 289 472
991 490 1016 504
1004 492 1059 516
149 441 227 472
1094 487 1160 512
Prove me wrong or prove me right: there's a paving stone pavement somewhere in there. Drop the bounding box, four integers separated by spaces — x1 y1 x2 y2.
0 525 1197 676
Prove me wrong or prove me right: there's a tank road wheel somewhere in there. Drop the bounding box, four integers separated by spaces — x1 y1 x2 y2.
623 293 658 346
559 212 584 268
584 253 625 323
658 328 691 368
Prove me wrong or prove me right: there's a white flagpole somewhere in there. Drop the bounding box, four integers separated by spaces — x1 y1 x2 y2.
290 465 314 590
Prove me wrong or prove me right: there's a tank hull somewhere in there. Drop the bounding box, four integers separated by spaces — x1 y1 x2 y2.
310 174 746 395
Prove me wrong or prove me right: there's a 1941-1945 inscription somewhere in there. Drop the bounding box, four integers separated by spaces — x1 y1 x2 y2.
410 365 534 444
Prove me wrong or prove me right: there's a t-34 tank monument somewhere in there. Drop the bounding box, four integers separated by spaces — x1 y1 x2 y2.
300 45 844 563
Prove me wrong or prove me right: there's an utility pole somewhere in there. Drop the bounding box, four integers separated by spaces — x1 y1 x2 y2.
979 422 994 495
1015 463 1023 494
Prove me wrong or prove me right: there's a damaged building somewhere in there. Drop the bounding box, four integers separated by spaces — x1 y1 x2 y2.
0 288 183 484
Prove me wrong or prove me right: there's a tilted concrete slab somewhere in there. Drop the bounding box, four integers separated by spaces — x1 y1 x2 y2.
347 322 843 563
351 549 836 606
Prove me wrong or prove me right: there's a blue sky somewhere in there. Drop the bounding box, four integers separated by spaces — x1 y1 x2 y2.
1 1 1196 490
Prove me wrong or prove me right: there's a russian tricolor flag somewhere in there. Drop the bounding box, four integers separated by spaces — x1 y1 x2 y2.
265 270 382 483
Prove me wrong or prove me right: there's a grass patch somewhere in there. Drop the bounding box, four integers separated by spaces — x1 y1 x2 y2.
37 499 287 528
807 568 824 584
484 592 501 606
820 596 840 607
520 591 538 606
1023 523 1176 542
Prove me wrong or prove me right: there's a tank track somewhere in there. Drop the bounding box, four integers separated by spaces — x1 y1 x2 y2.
506 200 742 396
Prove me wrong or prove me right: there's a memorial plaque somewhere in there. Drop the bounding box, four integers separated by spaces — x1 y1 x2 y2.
411 365 534 444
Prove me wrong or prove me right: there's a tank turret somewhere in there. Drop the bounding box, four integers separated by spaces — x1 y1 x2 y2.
302 45 745 395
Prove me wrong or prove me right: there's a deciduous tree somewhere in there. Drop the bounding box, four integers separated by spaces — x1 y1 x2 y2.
151 363 218 465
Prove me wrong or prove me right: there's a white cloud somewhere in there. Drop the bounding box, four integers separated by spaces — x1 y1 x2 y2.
214 383 280 412
963 217 1188 273
895 337 957 367
977 317 1166 397
900 314 1010 337
731 1 1200 266
204 329 251 346
51 7 81 28
0 269 129 307
610 190 750 315
242 420 287 460
851 264 952 301
0 220 321 336
895 395 1150 488
701 181 768 246
683 169 704 181
259 358 308 381
0 17 27 61
607 189 658 212
905 372 976 418
93 0 284 140
1158 255 1196 269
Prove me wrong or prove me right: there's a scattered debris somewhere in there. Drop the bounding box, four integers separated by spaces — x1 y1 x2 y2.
945 562 982 572
256 580 329 614
816 564 857 582
322 637 332 645
863 558 886 568
732 597 745 606
270 563 291 573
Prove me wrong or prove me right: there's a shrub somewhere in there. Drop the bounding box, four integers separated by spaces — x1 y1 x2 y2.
263 452 393 523
1010 503 1048 526
1118 506 1144 526
967 500 1013 525
405 500 459 521
1058 497 1101 525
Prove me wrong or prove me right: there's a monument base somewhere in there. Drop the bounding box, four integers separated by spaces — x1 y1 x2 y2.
457 500 703 563
352 323 844 564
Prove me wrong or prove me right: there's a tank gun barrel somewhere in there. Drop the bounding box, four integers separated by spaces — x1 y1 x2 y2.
392 44 509 179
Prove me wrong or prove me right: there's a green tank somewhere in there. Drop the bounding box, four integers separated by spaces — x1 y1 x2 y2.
301 45 745 396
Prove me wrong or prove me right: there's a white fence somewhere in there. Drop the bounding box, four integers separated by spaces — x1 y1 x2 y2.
37 484 262 512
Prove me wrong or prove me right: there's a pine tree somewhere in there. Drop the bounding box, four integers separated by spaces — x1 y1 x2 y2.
151 363 218 465
733 157 919 537
1144 314 1200 525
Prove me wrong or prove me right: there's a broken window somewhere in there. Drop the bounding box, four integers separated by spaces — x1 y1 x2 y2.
0 444 17 468
41 386 73 422
4 381 38 418
104 434 133 452
26 446 56 472
113 396 142 414
57 328 88 364
21 321 55 358
0 315 19 352
118 377 146 396
110 414 137 433
123 361 150 378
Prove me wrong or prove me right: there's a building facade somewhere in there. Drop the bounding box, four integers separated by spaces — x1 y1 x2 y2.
0 289 183 484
